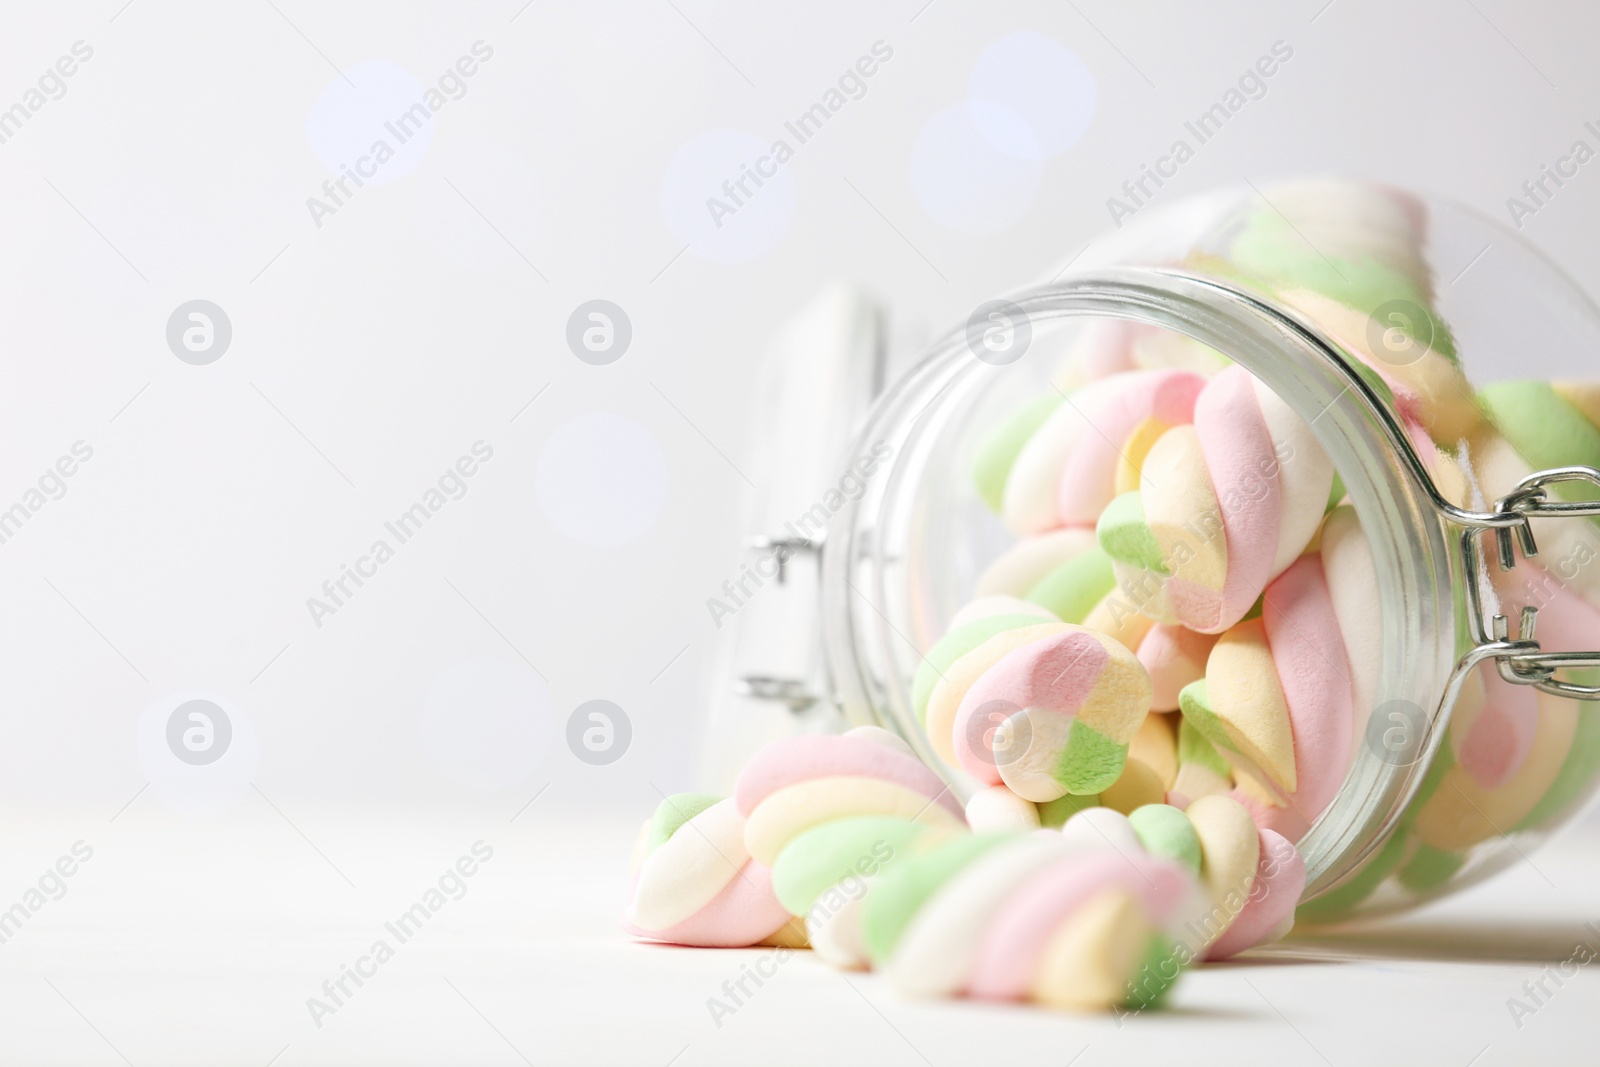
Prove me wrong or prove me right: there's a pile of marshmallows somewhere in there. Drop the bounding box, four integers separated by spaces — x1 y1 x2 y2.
623 181 1600 1012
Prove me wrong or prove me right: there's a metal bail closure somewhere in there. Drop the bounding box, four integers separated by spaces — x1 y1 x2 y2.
695 286 888 789
1458 464 1600 701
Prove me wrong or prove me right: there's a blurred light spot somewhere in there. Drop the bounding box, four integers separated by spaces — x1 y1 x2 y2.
969 31 1097 161
909 102 1042 234
305 59 432 186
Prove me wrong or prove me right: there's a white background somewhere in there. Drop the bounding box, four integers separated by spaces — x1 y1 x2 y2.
1 0 1599 1063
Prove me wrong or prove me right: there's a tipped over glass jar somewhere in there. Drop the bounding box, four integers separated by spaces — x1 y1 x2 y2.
817 179 1600 924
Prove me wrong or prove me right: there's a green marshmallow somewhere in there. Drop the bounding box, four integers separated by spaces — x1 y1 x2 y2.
972 393 1064 513
1178 715 1231 778
1326 470 1347 513
1342 354 1405 413
912 614 1054 723
1480 382 1600 512
1056 719 1129 795
861 834 1012 965
768 816 933 916
1514 668 1600 831
1402 729 1455 821
1038 792 1100 828
1395 843 1466 894
1295 830 1411 924
1098 492 1169 574
1229 217 1458 362
1178 680 1239 761
1027 547 1117 624
1125 934 1184 1011
647 793 721 851
1128 804 1203 874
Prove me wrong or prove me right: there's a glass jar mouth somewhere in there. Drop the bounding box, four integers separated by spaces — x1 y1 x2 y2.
821 266 1463 899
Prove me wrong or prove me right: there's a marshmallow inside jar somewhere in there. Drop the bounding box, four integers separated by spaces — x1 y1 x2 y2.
819 178 1600 934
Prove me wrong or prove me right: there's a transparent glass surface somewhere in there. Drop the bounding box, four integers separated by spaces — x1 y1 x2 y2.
822 181 1600 922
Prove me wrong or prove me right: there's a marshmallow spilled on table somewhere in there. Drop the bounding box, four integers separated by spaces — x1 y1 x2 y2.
624 729 1307 1013
625 727 1218 1012
623 180 1600 1005
623 793 805 949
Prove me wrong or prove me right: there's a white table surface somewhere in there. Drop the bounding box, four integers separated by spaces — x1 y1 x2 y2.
3 800 1597 1067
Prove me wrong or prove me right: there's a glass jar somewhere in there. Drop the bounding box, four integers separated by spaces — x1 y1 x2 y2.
811 181 1600 924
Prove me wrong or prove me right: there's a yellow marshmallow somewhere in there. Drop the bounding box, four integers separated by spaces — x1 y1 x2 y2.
1188 794 1261 912
1031 890 1153 1012
1206 619 1298 794
1074 633 1158 743
1415 692 1579 852
1145 426 1228 593
1099 759 1167 815
1278 289 1484 446
1083 595 1157 657
1130 714 1178 789
1553 381 1600 429
923 623 1064 766
743 778 963 866
1116 416 1175 495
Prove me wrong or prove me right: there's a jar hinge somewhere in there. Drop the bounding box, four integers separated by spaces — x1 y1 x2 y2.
1455 465 1600 701
732 535 824 713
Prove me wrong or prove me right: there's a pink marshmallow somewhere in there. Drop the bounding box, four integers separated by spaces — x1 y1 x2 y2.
967 852 1190 1000
951 631 1109 785
622 860 792 948
1176 366 1283 633
1056 370 1206 526
1456 669 1540 790
1227 787 1310 842
1264 555 1355 824
1138 625 1218 712
1204 829 1305 960
734 735 963 820
1072 319 1140 382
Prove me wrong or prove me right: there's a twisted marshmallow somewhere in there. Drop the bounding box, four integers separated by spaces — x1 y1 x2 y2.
1175 552 1354 839
727 727 1214 1009
1221 179 1482 445
736 726 966 868
623 793 804 947
860 830 1192 1010
968 782 1305 961
1099 364 1337 635
978 369 1207 537
912 608 1153 803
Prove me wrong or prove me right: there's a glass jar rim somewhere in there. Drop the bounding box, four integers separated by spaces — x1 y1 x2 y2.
821 265 1467 897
